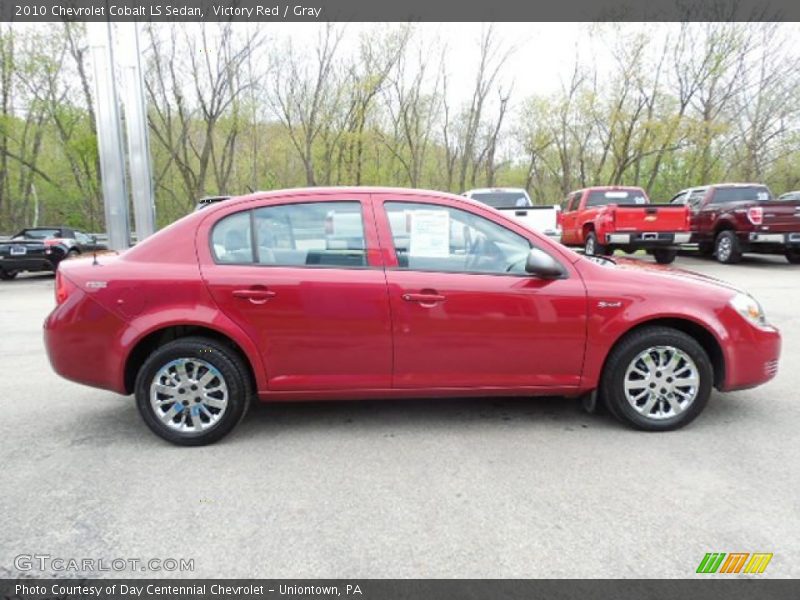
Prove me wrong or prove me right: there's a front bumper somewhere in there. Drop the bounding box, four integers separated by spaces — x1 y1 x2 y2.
605 232 691 246
719 309 781 392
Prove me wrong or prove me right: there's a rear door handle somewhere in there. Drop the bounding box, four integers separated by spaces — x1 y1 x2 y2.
232 289 276 304
402 292 446 304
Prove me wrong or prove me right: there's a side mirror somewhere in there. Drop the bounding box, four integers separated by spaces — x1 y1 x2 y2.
525 248 565 279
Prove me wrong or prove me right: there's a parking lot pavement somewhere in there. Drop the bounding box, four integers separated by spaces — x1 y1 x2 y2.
1 254 798 579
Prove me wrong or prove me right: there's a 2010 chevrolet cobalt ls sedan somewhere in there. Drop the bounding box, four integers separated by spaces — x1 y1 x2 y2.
44 188 781 445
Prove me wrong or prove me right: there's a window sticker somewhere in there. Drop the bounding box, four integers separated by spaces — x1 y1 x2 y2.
757 191 769 201
409 210 450 257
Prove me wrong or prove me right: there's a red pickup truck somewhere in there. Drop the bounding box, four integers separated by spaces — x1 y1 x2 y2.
669 183 800 264
560 186 691 264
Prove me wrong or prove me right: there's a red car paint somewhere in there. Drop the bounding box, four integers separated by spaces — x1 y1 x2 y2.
44 188 779 403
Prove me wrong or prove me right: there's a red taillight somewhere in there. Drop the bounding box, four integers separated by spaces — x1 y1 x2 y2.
55 271 77 304
747 206 763 226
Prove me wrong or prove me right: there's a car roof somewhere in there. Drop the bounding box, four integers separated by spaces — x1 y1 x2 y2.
464 187 528 194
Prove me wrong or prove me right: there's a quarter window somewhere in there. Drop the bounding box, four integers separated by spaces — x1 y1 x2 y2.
385 202 533 275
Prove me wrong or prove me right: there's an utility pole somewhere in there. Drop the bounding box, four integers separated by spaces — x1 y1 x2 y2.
87 22 130 252
118 22 156 242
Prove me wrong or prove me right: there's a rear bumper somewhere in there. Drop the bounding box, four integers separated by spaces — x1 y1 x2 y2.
0 255 59 272
719 310 781 392
740 231 800 253
605 232 691 246
44 288 131 394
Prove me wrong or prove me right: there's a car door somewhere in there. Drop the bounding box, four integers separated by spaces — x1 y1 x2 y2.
559 191 582 245
373 193 587 390
198 194 393 392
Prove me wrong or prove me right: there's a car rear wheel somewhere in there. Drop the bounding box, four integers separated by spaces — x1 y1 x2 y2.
652 249 677 264
785 250 800 264
67 248 80 259
135 336 252 446
714 231 742 264
584 232 608 256
0 269 19 280
601 327 712 431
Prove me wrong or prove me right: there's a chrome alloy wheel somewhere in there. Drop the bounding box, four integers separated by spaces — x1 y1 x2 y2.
150 358 229 434
585 236 596 255
717 236 732 261
623 346 700 420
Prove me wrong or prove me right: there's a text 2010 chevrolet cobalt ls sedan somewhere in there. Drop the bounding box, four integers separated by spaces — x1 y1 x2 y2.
44 188 781 445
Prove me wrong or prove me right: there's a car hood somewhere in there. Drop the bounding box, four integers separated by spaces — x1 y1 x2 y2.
584 256 744 296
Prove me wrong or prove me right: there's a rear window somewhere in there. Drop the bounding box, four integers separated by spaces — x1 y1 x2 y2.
586 190 647 207
713 186 773 203
471 192 529 209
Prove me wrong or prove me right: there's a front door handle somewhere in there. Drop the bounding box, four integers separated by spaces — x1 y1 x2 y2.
402 292 446 305
232 288 276 304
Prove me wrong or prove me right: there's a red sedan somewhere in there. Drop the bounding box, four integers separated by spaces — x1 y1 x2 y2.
44 188 781 445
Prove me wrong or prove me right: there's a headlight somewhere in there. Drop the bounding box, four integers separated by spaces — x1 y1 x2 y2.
729 292 768 329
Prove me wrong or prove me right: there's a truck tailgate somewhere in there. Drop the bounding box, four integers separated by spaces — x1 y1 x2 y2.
612 205 689 232
762 201 800 231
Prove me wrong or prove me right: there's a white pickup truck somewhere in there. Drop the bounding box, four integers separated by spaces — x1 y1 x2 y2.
462 188 561 241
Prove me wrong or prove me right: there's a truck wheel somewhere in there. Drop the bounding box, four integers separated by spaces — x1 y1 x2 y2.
135 336 252 446
584 232 608 256
786 250 800 264
652 249 677 265
0 269 19 280
601 327 712 431
714 231 742 264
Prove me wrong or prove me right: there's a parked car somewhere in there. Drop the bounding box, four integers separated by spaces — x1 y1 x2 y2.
560 186 691 264
778 191 800 201
44 187 780 445
462 187 561 241
669 183 800 264
0 226 104 280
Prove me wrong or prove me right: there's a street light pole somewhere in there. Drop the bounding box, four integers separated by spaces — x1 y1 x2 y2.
87 21 130 252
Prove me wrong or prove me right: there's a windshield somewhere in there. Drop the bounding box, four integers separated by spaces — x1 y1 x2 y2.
586 189 648 207
471 192 530 209
13 229 61 240
714 186 773 202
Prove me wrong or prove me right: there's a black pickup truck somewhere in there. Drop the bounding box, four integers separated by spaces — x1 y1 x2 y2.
0 227 105 279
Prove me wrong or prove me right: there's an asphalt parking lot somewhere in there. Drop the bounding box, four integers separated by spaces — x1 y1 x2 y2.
1 253 798 579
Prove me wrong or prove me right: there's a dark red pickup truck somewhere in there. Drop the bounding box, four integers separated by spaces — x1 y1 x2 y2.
669 183 800 264
560 186 691 264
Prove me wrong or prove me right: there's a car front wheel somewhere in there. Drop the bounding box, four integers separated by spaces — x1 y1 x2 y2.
0 269 19 280
601 327 712 431
135 336 252 446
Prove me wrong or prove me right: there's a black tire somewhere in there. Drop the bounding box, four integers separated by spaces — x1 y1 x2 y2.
0 269 19 280
714 230 742 264
67 248 80 259
135 336 252 446
652 248 677 265
584 231 608 256
785 250 800 264
698 242 714 257
601 326 713 431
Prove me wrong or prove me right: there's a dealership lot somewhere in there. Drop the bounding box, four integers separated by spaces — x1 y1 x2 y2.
1 254 798 578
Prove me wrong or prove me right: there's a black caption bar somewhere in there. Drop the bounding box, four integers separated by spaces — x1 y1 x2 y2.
0 0 798 22
2 579 800 600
